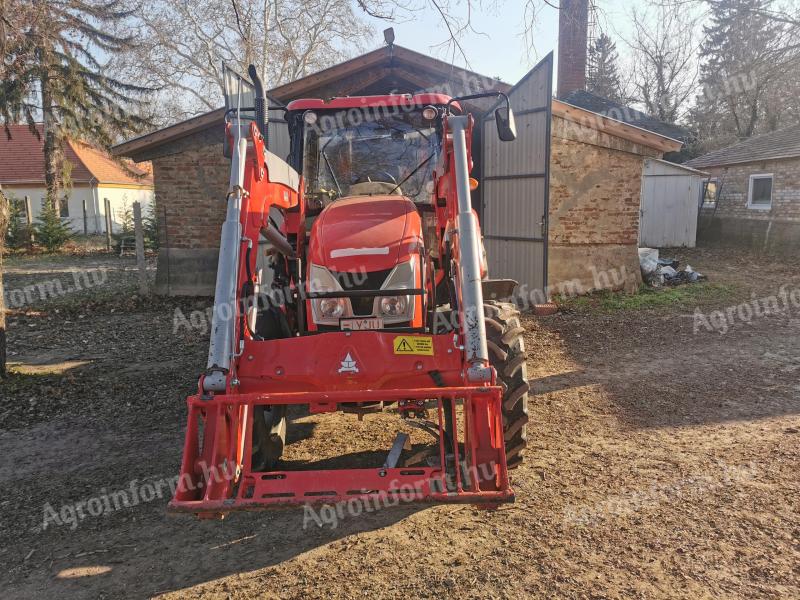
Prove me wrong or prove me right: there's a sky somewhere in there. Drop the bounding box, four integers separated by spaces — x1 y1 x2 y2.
362 0 650 85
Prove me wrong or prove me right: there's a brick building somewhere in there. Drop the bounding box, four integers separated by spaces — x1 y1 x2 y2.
113 44 680 297
687 124 800 251
548 104 673 294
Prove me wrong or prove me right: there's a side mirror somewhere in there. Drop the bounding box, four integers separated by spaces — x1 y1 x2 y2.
495 106 517 142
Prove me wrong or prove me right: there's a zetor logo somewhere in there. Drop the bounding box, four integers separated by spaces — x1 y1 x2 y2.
338 353 359 374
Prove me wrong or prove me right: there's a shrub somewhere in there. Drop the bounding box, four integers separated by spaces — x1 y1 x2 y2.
143 201 159 249
4 196 32 250
35 202 73 252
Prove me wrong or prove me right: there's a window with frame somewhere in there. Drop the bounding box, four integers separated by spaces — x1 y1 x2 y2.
747 174 773 209
701 178 719 207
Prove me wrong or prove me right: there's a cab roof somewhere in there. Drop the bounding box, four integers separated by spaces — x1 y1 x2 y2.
286 93 454 112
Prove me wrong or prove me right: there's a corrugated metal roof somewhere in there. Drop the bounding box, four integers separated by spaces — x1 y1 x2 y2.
0 124 153 186
686 123 800 168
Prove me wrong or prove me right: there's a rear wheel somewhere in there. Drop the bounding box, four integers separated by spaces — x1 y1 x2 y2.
484 301 530 469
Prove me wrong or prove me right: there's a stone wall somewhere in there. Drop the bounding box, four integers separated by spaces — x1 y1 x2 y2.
547 115 661 295
697 157 800 252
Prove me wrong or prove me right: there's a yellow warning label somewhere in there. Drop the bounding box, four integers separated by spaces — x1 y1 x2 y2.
393 336 434 356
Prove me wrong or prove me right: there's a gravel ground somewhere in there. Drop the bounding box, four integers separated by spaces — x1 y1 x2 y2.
0 247 798 599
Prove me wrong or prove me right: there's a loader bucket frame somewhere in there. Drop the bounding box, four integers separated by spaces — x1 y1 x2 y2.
169 386 512 516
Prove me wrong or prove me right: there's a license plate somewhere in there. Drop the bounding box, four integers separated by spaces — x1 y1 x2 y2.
340 317 384 330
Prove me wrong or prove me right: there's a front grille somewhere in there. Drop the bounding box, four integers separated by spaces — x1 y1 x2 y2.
329 268 391 317
331 269 392 317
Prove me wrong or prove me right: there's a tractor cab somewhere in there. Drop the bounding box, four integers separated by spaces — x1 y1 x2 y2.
284 95 455 332
285 94 451 208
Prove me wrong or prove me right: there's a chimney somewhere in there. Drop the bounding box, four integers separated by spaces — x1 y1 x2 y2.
557 0 588 99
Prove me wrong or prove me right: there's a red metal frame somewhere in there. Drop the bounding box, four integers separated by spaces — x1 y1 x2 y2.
170 98 514 518
169 386 512 516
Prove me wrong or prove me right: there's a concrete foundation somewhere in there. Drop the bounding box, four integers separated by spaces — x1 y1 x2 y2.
548 244 641 297
699 216 800 253
154 248 218 296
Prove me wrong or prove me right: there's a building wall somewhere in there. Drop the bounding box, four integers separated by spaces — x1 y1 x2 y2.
147 127 229 295
97 186 155 234
2 183 153 234
698 157 800 251
639 160 703 248
547 115 661 295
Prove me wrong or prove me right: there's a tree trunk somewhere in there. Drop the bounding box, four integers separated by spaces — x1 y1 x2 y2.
0 189 9 378
40 71 62 210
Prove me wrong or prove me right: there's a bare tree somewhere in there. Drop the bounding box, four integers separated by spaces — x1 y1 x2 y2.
116 0 374 123
625 1 700 124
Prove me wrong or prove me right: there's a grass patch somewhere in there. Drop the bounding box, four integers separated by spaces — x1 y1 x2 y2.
556 282 737 313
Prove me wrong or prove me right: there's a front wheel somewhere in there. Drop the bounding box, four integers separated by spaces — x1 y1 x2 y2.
484 301 530 469
251 405 287 471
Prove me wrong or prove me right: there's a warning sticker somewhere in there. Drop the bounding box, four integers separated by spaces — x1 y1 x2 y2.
393 336 434 356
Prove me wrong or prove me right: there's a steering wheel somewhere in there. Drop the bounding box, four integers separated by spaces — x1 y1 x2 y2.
355 171 397 185
379 171 398 184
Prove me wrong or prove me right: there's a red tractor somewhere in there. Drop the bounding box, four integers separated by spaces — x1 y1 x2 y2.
169 65 530 516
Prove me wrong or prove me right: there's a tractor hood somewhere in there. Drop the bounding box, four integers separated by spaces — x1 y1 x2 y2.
308 195 422 273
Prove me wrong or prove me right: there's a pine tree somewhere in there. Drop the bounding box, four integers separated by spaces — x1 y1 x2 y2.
695 0 795 145
586 33 624 102
3 196 27 249
0 0 150 208
35 202 73 252
118 200 134 233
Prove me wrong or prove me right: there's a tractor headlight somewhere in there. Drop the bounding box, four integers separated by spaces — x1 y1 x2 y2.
309 264 350 324
320 298 345 318
380 296 407 316
379 259 416 322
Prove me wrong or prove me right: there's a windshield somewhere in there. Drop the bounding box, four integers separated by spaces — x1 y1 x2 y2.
302 109 441 207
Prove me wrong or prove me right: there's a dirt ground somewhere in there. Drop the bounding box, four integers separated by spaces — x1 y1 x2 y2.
1 247 798 599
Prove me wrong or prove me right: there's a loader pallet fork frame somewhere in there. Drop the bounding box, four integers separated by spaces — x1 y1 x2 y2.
169 386 513 517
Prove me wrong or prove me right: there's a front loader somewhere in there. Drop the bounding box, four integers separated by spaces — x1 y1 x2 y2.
169 65 531 517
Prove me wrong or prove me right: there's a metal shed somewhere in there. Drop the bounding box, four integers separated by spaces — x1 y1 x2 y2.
640 159 708 248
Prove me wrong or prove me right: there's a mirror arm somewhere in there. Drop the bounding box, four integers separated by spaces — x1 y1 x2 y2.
447 91 509 114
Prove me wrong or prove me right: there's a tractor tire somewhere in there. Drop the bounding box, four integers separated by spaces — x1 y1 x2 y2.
251 405 287 471
252 307 290 470
484 301 530 469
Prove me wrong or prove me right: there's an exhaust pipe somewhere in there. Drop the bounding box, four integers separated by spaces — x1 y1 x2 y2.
247 64 268 137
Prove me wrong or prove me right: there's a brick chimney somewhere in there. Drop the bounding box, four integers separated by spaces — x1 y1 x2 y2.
557 0 588 99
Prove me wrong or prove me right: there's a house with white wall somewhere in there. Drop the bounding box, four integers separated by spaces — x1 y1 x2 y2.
0 124 154 234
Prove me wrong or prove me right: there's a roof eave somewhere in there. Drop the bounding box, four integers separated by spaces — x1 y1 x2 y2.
688 152 800 170
552 99 683 153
